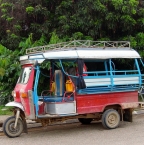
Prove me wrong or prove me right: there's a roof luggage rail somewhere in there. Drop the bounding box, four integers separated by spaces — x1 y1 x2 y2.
26 40 131 54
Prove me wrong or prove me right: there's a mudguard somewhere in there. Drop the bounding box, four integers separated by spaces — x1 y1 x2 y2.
5 101 24 111
5 101 28 134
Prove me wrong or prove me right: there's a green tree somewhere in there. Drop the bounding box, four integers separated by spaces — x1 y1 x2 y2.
0 0 143 49
0 0 144 104
0 44 20 104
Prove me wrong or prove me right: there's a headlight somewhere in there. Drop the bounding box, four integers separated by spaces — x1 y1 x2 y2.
12 91 16 97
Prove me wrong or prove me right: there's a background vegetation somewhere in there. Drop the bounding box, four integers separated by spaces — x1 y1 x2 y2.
0 0 144 104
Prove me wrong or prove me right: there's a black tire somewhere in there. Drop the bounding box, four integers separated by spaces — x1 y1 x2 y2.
3 116 24 138
78 118 93 124
102 109 120 129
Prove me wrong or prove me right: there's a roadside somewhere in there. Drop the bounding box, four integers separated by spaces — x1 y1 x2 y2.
0 106 13 128
1 114 144 145
0 115 10 127
0 109 144 129
0 106 13 116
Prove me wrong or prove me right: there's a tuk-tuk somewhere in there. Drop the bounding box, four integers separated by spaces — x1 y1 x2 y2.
3 40 144 137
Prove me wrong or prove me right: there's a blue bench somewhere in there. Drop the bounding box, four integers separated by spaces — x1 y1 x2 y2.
77 75 140 94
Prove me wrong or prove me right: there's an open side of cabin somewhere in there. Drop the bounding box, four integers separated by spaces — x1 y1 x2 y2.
20 40 144 116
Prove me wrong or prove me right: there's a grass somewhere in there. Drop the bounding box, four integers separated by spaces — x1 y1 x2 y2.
0 105 13 115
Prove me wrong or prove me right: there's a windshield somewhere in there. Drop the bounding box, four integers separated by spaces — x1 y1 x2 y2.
17 67 32 84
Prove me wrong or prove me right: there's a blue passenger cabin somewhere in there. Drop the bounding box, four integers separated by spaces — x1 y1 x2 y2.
22 40 144 102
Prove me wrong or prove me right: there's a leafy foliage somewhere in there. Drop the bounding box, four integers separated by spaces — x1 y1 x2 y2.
26 6 35 14
0 0 144 104
0 44 20 104
0 0 144 45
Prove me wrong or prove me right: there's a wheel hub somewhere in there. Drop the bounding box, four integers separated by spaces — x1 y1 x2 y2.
108 114 117 125
9 123 19 134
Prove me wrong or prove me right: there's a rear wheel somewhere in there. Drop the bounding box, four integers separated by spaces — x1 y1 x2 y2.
78 118 93 124
102 109 120 129
3 116 24 138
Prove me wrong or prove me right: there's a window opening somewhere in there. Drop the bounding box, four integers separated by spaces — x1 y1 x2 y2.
17 67 31 84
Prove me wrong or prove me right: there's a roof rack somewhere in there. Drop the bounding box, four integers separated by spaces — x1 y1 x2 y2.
26 40 131 54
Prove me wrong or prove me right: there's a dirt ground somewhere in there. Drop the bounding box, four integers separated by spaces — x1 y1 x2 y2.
0 113 144 145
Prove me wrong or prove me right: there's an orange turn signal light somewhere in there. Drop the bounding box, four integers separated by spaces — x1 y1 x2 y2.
21 92 28 98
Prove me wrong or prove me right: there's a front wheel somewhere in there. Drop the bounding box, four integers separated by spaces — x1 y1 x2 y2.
3 116 24 138
102 109 120 129
78 118 93 124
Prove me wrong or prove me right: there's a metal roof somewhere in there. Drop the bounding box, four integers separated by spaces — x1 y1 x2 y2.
20 40 141 62
42 48 140 59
